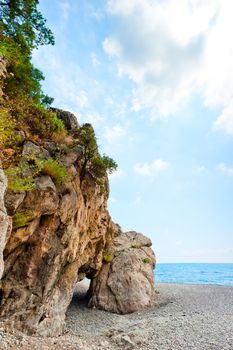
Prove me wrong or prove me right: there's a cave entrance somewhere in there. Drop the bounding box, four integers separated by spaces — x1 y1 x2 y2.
69 278 91 311
65 278 91 334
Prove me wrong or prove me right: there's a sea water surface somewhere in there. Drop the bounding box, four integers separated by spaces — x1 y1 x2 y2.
156 263 233 286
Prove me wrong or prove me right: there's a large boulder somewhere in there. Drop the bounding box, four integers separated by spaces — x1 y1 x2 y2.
51 108 79 131
88 231 156 314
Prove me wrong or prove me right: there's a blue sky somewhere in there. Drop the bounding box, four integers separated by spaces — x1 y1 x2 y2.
33 0 233 263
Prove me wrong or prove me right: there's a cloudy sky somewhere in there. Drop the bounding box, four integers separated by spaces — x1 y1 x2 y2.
34 0 233 262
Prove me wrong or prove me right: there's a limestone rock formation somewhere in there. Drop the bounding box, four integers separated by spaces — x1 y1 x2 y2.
0 140 120 336
0 101 156 336
0 164 11 280
50 108 79 131
88 231 156 314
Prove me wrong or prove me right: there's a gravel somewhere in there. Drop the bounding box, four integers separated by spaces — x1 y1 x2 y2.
0 282 232 350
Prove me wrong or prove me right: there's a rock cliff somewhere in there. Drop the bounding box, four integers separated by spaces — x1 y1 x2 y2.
0 106 156 337
0 116 121 336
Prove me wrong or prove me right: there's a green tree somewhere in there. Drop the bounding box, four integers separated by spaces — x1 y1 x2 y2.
0 0 54 54
0 0 54 102
90 155 118 178
77 124 117 181
77 123 98 179
101 155 118 174
41 94 54 108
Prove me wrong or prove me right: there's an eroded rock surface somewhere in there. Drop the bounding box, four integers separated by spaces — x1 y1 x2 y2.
88 231 156 314
0 57 7 97
0 141 120 336
50 108 79 131
0 102 156 336
0 165 11 280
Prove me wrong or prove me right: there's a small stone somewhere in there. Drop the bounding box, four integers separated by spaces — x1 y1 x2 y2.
112 334 135 349
5 190 26 215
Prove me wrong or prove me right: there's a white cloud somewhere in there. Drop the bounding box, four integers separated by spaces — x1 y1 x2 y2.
131 98 142 112
213 102 233 135
75 90 88 108
59 0 71 21
103 38 122 57
196 166 207 173
134 159 169 176
32 47 98 114
104 0 233 130
84 112 104 126
91 53 100 68
88 4 104 21
103 125 127 143
217 163 233 176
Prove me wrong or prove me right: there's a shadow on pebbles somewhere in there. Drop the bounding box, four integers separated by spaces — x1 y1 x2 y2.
0 281 233 350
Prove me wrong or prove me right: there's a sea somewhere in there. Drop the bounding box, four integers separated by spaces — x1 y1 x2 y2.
155 263 233 286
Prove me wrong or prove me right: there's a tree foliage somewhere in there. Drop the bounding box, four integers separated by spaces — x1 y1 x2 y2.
0 1 118 192
0 0 54 54
0 35 44 101
77 123 98 167
0 0 54 102
77 123 118 180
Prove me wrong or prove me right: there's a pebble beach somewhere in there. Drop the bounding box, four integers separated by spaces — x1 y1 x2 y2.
0 282 232 350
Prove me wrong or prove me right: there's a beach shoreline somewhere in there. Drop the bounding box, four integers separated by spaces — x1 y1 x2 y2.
0 282 232 349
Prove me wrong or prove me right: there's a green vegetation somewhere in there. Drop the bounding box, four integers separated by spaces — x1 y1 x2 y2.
1 96 66 139
5 156 67 191
91 155 118 178
40 158 67 185
0 0 117 193
143 257 151 264
0 0 62 167
5 161 38 191
13 210 34 229
0 0 54 51
0 107 17 148
0 0 60 150
0 37 44 102
76 124 117 181
103 254 113 263
41 95 54 108
0 0 54 102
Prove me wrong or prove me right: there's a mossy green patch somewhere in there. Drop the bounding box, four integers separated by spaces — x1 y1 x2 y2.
40 158 67 185
103 254 113 263
13 210 34 229
143 257 151 264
